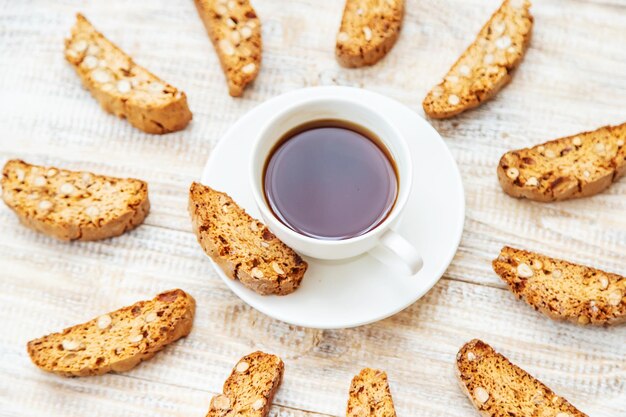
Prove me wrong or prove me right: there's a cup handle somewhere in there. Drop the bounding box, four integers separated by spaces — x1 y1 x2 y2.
368 229 423 275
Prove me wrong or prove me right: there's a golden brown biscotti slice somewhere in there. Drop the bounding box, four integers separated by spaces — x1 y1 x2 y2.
493 246 626 325
346 368 396 417
457 339 588 417
1 160 149 241
27 289 195 377
423 0 533 119
65 14 192 133
207 351 284 416
498 123 626 202
188 182 307 295
195 0 262 97
335 0 404 68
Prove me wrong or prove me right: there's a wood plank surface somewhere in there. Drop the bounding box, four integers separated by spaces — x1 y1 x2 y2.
0 0 625 416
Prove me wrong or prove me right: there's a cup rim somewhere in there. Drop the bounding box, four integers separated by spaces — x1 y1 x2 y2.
249 95 413 247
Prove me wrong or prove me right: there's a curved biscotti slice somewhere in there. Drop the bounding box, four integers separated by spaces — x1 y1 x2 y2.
1 160 149 241
347 368 396 417
195 0 262 97
188 182 307 295
423 0 533 119
65 14 192 133
207 351 283 416
498 123 626 202
457 340 588 417
27 289 195 377
493 246 626 325
335 0 404 68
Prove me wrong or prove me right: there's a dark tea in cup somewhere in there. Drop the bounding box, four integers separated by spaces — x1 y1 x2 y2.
263 119 398 240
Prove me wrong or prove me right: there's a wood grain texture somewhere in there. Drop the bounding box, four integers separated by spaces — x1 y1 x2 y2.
0 0 625 416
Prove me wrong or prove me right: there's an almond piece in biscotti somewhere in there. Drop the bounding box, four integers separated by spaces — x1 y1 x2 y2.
457 339 589 417
498 122 626 202
493 246 626 325
423 0 533 119
2 159 149 241
335 0 404 68
194 0 262 97
27 289 195 377
65 14 192 133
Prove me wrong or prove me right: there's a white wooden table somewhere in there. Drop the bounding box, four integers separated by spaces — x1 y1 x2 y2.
1 0 625 416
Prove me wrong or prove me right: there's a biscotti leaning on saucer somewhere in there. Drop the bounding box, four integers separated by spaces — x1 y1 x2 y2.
207 351 283 416
65 14 192 133
457 339 588 417
347 368 397 417
422 0 533 119
27 289 195 377
1 159 149 241
498 122 626 202
335 0 404 68
188 182 307 295
194 0 262 97
493 246 626 325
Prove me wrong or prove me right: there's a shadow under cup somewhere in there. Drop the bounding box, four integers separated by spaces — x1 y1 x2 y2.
250 98 413 252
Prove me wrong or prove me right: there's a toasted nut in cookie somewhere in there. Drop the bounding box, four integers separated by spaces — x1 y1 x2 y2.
27 289 195 377
2 160 149 241
493 246 626 325
498 122 626 202
347 368 397 416
336 0 404 68
423 0 533 118
195 0 262 96
457 339 588 417
65 14 192 133
207 351 283 417
188 182 307 295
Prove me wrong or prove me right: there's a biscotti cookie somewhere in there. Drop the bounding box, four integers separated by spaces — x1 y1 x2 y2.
493 246 626 325
207 351 283 416
1 159 149 241
65 14 192 133
347 368 396 417
195 0 262 97
27 289 195 377
498 123 626 202
335 0 404 68
188 182 307 295
457 339 588 417
423 0 533 119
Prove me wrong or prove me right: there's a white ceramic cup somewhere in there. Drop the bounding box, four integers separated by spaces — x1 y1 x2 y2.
249 97 423 275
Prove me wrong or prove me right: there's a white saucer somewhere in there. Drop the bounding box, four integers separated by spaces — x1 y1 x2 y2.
201 86 465 329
